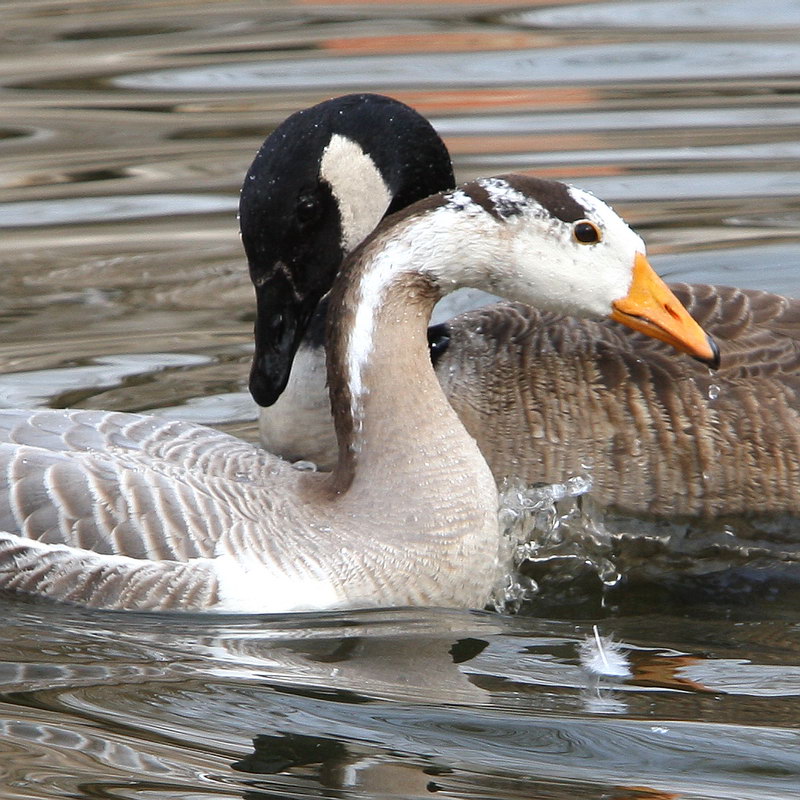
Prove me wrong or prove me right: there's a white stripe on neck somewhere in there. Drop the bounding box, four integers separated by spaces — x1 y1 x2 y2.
344 202 490 445
346 235 410 446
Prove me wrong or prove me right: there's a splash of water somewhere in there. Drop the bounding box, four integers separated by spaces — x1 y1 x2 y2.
491 474 621 612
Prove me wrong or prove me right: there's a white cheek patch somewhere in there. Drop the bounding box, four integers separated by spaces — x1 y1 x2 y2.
320 133 393 253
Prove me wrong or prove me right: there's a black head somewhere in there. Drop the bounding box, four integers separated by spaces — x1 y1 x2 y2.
241 93 455 406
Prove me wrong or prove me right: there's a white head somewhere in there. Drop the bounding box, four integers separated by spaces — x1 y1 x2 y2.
418 176 644 319
347 174 717 384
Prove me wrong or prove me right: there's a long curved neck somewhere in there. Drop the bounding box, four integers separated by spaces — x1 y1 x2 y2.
324 214 490 498
288 210 502 608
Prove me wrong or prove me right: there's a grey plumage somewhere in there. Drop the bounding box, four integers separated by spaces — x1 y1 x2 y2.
1 175 697 612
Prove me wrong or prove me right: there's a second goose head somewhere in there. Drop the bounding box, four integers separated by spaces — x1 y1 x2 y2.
241 93 455 406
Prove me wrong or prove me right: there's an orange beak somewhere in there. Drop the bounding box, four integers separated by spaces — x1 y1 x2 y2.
611 253 720 368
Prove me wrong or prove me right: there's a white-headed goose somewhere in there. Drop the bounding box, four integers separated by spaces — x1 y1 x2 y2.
0 173 715 611
251 94 800 521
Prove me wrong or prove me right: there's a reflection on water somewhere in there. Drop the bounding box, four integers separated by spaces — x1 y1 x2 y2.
1 0 800 797
2 600 800 799
0 193 235 227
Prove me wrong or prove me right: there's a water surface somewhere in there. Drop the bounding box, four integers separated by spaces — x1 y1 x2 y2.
1 1 800 797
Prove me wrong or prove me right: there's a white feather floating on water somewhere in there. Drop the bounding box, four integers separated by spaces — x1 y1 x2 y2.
579 625 631 680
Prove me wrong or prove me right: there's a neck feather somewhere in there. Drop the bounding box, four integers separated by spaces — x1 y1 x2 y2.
325 214 448 490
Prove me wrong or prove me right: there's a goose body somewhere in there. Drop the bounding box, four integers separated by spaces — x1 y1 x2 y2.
252 94 800 521
0 171 714 611
434 287 800 519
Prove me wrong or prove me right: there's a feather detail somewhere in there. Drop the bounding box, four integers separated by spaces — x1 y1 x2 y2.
579 625 631 680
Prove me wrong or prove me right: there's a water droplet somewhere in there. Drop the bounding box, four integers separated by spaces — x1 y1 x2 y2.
708 383 720 401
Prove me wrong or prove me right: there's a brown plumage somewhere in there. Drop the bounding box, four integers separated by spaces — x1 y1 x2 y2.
248 95 799 526
434 284 800 518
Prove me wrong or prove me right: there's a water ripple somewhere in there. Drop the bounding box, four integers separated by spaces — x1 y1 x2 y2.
113 42 800 92
0 194 236 228
514 0 800 30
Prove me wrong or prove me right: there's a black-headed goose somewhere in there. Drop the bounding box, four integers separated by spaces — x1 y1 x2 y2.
251 94 800 521
0 174 715 611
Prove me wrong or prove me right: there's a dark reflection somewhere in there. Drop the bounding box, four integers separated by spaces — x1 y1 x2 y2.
0 127 29 141
6 76 110 92
607 564 800 617
233 731 454 797
233 732 347 776
58 25 186 41
59 167 129 185
519 561 800 619
449 637 490 664
270 684 373 705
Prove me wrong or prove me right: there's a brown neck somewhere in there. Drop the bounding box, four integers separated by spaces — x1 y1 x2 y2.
320 208 501 559
326 260 443 491
322 262 498 560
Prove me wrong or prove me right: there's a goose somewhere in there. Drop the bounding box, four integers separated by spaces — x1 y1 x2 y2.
0 174 715 611
251 94 800 521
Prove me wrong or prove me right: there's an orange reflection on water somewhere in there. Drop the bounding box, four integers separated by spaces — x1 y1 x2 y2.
628 654 713 693
387 87 602 114
609 789 681 800
517 164 626 179
322 31 549 54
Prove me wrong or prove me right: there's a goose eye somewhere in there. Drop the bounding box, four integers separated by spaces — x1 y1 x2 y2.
573 220 602 244
296 193 322 226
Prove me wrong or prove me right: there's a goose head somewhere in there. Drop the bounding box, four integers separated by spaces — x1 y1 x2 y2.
461 176 719 364
452 176 719 364
334 175 719 383
240 93 455 406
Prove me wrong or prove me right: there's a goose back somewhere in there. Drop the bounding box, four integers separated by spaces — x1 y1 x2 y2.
435 285 800 518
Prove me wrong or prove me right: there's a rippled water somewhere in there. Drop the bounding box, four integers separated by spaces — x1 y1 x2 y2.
2 1 800 797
